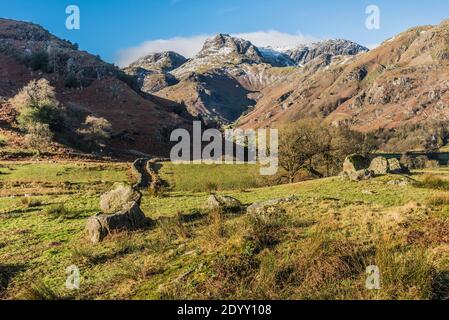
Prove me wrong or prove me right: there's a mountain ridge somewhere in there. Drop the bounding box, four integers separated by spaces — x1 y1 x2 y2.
237 20 449 151
126 33 369 124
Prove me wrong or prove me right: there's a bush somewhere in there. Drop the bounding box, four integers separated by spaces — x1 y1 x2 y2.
28 51 50 72
10 79 63 132
77 116 112 149
24 123 53 152
63 73 79 88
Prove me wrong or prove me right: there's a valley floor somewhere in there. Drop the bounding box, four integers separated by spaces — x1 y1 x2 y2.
1 161 449 300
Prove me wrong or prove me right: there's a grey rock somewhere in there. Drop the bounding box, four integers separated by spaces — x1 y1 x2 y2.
100 184 142 215
205 195 242 211
388 158 404 174
247 196 298 216
348 169 373 181
343 154 370 175
369 157 389 175
286 39 369 66
387 177 413 186
127 51 187 73
86 202 149 244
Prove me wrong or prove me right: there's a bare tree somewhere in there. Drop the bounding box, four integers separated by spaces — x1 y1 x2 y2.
279 120 324 183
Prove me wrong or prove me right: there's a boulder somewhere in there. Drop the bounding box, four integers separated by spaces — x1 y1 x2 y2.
247 196 298 216
100 184 142 215
86 202 149 244
348 169 373 181
387 158 410 174
343 154 370 175
369 157 389 175
205 195 242 211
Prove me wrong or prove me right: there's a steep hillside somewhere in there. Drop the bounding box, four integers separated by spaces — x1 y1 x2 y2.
0 18 192 158
238 20 449 151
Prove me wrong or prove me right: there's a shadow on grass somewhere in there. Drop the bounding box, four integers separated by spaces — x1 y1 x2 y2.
432 271 449 300
0 264 26 295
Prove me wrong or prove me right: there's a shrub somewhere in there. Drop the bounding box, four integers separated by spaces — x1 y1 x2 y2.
63 73 79 88
24 123 53 152
77 116 112 149
10 79 63 132
28 51 50 72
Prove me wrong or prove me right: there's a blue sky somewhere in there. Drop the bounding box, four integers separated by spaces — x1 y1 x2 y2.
1 0 449 65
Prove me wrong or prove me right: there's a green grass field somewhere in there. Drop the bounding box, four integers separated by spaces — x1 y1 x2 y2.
159 162 270 192
1 161 449 300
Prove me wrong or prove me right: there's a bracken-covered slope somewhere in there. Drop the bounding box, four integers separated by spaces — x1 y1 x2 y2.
0 18 192 158
238 20 449 141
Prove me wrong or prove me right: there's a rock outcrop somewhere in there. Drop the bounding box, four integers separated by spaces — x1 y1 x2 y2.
286 39 369 66
0 18 193 158
370 156 409 176
343 154 410 181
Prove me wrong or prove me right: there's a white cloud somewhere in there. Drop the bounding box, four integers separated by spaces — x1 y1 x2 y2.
366 43 380 50
116 30 319 67
232 30 319 50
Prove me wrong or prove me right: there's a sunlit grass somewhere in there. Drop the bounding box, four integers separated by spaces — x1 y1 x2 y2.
0 161 448 300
